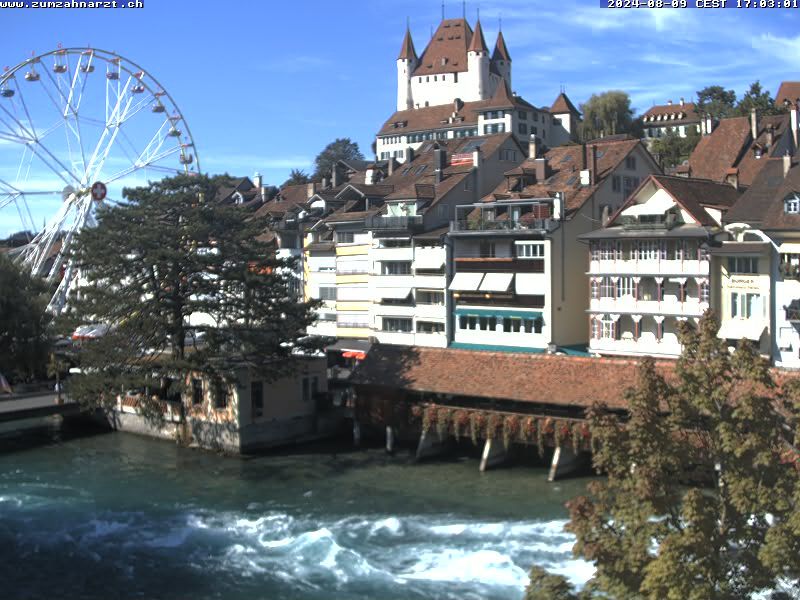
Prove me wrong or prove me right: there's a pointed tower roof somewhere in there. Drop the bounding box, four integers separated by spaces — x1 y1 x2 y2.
468 19 489 53
398 26 418 61
489 78 514 107
491 30 511 62
551 92 580 115
412 18 474 76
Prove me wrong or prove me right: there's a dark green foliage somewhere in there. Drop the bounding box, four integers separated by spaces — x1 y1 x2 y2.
579 91 635 141
526 311 800 599
312 138 364 180
0 254 50 383
59 174 323 417
696 85 737 119
734 81 781 117
283 169 311 186
650 127 701 170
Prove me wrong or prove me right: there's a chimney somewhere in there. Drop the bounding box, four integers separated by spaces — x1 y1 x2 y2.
581 143 587 171
472 147 481 169
785 151 793 178
667 99 673 106
406 146 415 163
766 125 775 149
332 165 340 188
679 97 685 107
321 176 329 190
434 147 446 184
253 171 262 191
388 158 395 177
529 134 541 159
700 118 707 136
750 108 758 141
553 191 564 221
590 145 598 186
727 168 739 191
706 115 714 135
364 168 374 185
453 98 464 113
534 157 548 182
791 100 799 153
306 182 316 199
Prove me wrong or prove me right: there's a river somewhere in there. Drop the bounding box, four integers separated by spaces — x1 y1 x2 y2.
0 421 593 599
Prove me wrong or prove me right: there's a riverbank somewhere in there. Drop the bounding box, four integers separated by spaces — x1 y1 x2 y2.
0 427 594 599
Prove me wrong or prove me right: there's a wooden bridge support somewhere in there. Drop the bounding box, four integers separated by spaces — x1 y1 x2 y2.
415 430 451 460
548 445 583 482
479 438 509 472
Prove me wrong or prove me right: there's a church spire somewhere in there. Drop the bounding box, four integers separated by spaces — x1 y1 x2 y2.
468 18 488 53
397 25 417 61
492 30 511 62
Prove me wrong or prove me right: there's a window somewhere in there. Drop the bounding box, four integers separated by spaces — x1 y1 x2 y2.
617 276 635 297
516 242 545 259
502 317 522 333
417 321 445 333
533 112 539 122
191 379 203 405
382 261 411 275
612 175 621 193
731 292 761 319
382 317 412 333
785 194 800 214
500 149 517 161
518 123 528 135
518 110 528 120
464 177 472 191
623 176 640 196
625 156 637 170
700 280 710 303
727 256 758 275
600 277 615 298
479 240 496 258
213 381 229 409
638 240 661 261
601 316 615 339
251 380 263 419
336 232 354 244
454 72 458 83
318 287 336 301
302 377 310 403
417 290 444 304
379 238 412 248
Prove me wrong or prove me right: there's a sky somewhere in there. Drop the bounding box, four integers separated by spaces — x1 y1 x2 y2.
0 0 799 235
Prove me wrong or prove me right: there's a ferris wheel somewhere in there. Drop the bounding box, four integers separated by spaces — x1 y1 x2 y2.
0 47 199 313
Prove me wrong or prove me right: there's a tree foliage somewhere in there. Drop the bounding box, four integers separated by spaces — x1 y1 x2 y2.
696 85 737 119
526 311 800 599
579 91 635 141
734 80 781 117
649 127 701 170
283 168 311 187
0 254 50 383
312 137 364 180
60 174 323 416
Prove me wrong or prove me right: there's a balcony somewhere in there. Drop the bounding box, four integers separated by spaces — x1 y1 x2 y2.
590 297 708 317
450 218 556 234
372 246 414 261
367 215 423 231
589 258 710 276
590 337 683 358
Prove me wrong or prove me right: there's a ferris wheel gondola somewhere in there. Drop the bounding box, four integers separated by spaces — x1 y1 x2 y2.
0 47 200 314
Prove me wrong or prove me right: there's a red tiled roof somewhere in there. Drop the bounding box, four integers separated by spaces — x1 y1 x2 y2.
642 101 700 124
352 345 676 410
688 113 791 187
550 92 579 115
491 30 511 62
725 158 800 229
485 138 655 215
398 27 417 61
776 81 800 107
467 19 488 53
413 18 474 76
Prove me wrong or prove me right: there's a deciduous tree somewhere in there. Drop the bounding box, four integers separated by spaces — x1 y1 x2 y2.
696 85 736 119
312 138 364 180
283 168 311 186
526 311 800 599
579 91 635 141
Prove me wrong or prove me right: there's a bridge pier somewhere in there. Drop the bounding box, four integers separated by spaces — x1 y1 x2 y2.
548 445 583 482
479 438 509 472
385 425 395 454
415 430 451 460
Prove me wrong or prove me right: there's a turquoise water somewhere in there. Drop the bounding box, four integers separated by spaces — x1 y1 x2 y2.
0 422 593 599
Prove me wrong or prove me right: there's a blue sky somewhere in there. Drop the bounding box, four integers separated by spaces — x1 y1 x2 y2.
0 0 798 235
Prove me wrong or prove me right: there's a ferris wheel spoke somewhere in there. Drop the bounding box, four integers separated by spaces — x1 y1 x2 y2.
105 145 181 184
0 111 35 143
10 78 38 141
25 138 81 186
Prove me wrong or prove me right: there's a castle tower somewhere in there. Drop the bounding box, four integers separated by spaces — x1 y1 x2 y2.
491 30 512 91
396 26 418 111
467 19 490 101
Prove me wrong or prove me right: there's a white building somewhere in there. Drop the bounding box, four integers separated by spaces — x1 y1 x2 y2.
581 175 741 358
642 98 701 140
448 136 661 353
378 18 579 162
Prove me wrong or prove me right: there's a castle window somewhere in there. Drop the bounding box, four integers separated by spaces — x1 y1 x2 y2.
454 72 458 83
518 123 527 135
426 76 429 82
518 111 528 120
434 76 437 82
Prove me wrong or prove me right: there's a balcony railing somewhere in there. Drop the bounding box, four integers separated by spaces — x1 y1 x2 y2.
450 218 556 233
367 215 423 231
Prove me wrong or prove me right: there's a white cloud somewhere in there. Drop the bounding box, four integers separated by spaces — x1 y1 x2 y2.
751 33 800 66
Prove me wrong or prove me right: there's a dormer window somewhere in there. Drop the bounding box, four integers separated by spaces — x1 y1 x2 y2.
785 193 800 214
441 57 448 66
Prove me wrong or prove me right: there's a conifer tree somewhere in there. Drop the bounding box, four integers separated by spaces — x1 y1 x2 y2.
526 311 800 599
60 174 323 419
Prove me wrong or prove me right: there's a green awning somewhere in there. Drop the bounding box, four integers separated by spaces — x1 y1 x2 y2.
454 307 543 320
